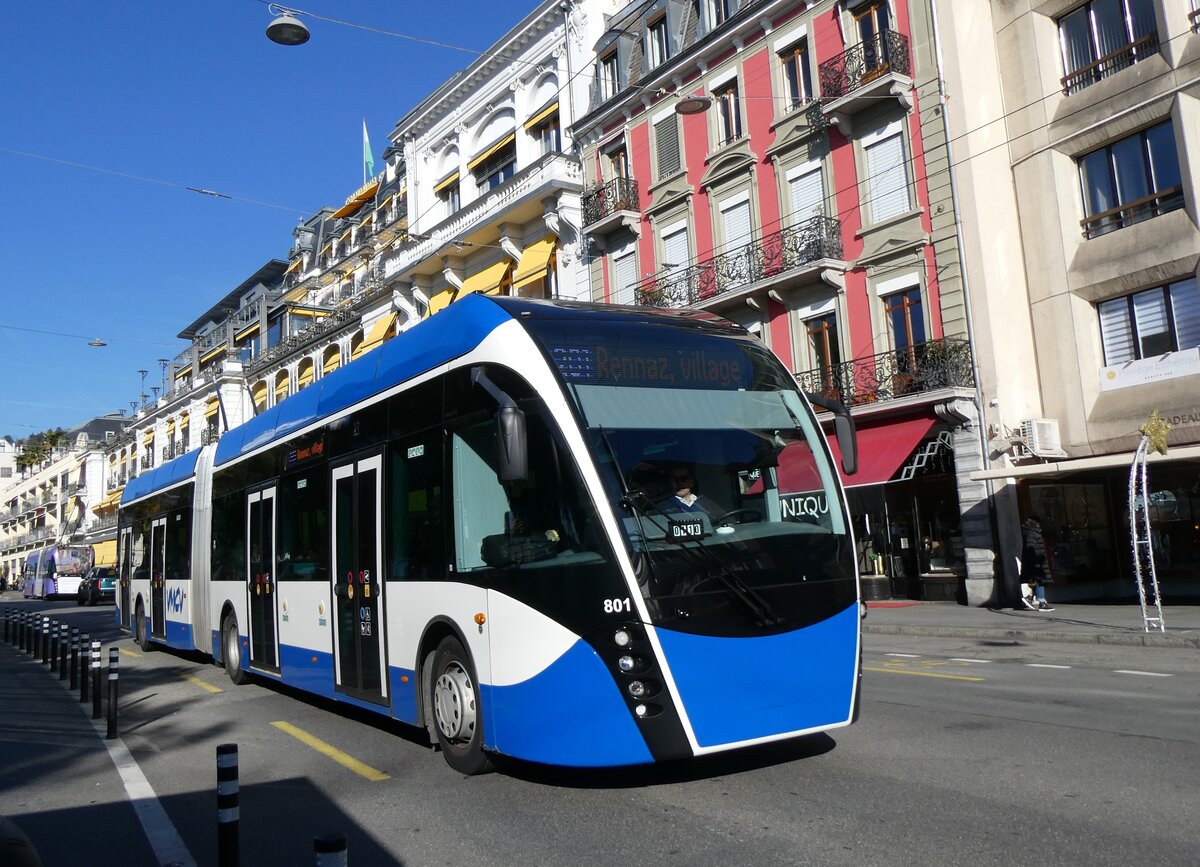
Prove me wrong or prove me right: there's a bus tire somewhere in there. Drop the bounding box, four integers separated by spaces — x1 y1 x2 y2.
222 614 249 685
135 601 156 652
429 636 492 775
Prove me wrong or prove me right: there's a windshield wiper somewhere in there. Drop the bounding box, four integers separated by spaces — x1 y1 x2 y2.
623 489 785 630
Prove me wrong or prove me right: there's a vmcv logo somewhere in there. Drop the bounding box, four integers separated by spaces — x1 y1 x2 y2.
166 586 184 613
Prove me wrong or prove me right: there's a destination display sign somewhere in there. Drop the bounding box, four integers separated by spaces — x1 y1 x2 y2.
286 435 326 469
549 341 754 390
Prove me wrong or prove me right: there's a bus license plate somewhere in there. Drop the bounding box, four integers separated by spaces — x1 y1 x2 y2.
666 518 705 541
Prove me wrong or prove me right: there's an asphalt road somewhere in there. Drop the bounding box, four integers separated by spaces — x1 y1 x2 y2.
3 599 1198 866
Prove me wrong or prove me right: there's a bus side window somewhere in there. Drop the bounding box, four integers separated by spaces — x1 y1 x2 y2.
452 421 509 571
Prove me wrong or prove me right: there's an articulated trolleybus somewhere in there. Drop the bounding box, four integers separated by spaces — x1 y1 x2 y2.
117 296 860 773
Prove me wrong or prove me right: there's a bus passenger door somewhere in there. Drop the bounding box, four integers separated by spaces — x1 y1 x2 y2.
118 526 133 629
150 517 167 640
331 454 387 705
247 487 280 672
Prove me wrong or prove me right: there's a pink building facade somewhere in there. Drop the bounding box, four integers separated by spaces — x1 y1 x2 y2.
573 0 997 604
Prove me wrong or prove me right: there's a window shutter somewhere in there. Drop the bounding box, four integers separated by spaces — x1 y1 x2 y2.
654 117 681 178
789 168 825 223
865 132 910 222
721 199 752 251
1170 278 1200 350
1132 289 1170 347
1098 299 1135 365
614 253 638 305
662 226 689 273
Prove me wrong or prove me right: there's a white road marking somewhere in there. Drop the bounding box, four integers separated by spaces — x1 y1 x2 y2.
1113 669 1172 677
884 653 922 658
949 658 991 664
1026 663 1071 669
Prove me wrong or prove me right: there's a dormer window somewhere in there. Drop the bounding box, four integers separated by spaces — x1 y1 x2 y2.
646 14 669 69
705 0 734 30
599 49 620 101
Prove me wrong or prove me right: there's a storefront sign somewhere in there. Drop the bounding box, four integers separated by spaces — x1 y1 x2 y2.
1099 347 1200 392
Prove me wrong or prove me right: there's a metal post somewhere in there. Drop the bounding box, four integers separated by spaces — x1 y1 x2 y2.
80 633 91 703
58 625 69 680
21 612 29 652
48 619 58 668
70 629 80 689
3 609 9 643
91 641 103 720
106 647 119 740
314 834 348 867
41 617 50 663
216 744 240 867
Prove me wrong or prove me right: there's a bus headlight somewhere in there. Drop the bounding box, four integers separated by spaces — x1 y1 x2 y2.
628 680 646 698
614 629 631 647
618 655 635 672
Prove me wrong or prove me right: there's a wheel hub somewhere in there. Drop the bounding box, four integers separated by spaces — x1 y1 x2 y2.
433 663 477 743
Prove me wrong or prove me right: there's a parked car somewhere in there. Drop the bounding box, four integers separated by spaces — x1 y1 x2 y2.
77 566 118 606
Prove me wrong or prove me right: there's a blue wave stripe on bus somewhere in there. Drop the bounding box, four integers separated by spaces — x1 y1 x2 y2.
122 447 202 504
482 639 653 767
657 603 858 748
214 295 513 468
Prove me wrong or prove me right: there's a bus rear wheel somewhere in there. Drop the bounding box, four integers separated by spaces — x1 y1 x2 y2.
222 614 249 685
135 602 155 652
429 636 492 775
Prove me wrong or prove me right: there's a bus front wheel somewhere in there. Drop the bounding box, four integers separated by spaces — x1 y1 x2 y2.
222 614 249 685
429 636 492 775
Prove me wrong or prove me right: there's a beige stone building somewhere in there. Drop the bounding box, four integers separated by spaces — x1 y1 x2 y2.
938 0 1200 599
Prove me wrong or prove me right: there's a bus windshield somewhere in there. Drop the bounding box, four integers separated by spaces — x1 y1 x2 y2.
525 316 857 636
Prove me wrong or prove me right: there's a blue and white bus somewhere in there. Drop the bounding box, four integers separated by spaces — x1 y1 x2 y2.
117 296 860 773
23 544 93 599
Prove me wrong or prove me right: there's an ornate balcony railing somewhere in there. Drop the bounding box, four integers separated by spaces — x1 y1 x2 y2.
795 337 974 406
1061 33 1158 95
818 29 911 100
636 215 842 308
582 177 639 227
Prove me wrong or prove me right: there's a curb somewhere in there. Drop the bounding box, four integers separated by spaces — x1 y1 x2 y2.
863 624 1200 649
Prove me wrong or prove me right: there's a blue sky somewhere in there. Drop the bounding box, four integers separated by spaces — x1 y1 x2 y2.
0 0 533 439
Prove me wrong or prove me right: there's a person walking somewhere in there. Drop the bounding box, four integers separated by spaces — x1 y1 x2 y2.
1019 516 1055 611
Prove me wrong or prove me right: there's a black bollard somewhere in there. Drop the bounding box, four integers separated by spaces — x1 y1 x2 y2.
3 609 9 644
314 834 348 867
91 641 103 720
70 629 80 691
16 612 24 651
216 744 240 867
106 647 119 740
49 621 60 670
41 617 50 663
21 612 29 653
79 633 91 704
59 625 69 680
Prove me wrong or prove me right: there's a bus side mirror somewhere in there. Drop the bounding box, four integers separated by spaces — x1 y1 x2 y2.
804 391 857 476
496 406 528 483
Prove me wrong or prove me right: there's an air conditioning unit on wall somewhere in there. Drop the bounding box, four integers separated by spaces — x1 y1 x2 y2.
1020 418 1068 459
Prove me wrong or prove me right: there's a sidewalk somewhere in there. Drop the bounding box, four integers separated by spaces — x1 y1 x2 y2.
862 601 1200 649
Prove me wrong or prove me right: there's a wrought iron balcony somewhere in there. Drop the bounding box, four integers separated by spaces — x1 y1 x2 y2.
818 29 911 100
795 338 974 406
636 216 842 308
582 177 639 228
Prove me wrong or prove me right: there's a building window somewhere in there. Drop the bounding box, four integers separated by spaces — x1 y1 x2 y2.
855 0 893 79
473 140 516 191
1098 278 1200 365
438 180 461 214
646 14 669 69
714 81 742 147
654 115 681 179
863 123 911 223
533 113 561 155
605 143 630 181
613 250 638 305
719 195 753 253
659 222 690 299
705 0 734 30
787 162 825 224
885 287 926 352
1078 121 1182 239
599 50 620 102
1 467 10 479
780 39 814 110
806 313 841 392
1058 0 1158 95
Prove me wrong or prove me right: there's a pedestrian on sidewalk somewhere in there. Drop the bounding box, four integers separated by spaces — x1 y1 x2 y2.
1019 516 1054 611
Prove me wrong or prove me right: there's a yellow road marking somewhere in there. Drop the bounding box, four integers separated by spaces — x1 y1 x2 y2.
271 721 390 782
864 666 985 682
119 648 141 658
184 675 223 694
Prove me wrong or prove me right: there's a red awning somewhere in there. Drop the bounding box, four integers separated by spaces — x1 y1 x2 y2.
777 416 936 493
831 417 936 487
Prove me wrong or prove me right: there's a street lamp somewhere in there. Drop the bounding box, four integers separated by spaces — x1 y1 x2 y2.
675 93 712 115
266 6 310 46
